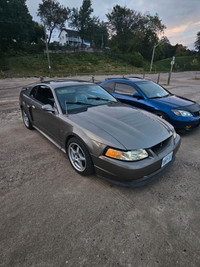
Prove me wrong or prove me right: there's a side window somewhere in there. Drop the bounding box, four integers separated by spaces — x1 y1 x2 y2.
32 86 55 106
115 83 138 96
30 86 38 98
101 81 115 92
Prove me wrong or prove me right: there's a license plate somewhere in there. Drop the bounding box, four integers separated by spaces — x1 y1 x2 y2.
161 152 173 168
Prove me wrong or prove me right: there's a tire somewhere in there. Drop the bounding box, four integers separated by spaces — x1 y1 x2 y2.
155 111 169 121
67 137 94 176
22 108 33 130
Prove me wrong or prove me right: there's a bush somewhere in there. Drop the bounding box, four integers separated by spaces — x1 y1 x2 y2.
129 52 144 67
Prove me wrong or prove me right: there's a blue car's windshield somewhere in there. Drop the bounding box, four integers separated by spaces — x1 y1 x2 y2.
135 81 169 99
55 84 117 114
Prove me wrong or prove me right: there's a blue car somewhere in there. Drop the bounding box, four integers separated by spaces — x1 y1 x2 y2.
100 78 200 130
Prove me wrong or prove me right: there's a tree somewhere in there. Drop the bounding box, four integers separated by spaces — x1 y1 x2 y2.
37 0 70 44
69 0 93 46
175 44 187 56
106 5 143 52
195 32 200 53
156 37 174 60
86 18 108 48
29 22 45 44
0 0 34 52
106 5 165 60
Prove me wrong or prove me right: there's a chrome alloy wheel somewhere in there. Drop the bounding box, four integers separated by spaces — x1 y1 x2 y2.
22 110 30 128
68 142 86 172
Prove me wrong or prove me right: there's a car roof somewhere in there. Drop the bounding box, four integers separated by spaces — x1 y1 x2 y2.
36 79 94 90
105 77 148 83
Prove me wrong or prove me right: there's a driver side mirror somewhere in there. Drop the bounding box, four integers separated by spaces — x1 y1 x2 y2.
42 104 55 113
133 93 143 100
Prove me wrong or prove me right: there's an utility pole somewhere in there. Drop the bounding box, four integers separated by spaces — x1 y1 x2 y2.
44 26 52 77
150 43 158 73
150 39 165 73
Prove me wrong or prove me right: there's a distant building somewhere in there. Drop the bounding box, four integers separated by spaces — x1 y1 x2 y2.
59 29 90 47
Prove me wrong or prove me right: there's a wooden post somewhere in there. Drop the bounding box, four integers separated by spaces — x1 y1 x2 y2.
157 73 160 84
168 63 173 85
168 57 175 85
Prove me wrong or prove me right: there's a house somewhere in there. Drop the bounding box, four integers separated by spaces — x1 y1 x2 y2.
59 29 90 47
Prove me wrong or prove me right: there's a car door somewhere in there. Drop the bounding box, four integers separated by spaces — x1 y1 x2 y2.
112 82 145 109
29 85 63 145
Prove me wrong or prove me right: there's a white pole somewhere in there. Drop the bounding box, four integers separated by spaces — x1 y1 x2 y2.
150 44 156 73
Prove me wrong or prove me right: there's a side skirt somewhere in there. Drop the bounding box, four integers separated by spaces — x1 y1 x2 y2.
33 126 66 154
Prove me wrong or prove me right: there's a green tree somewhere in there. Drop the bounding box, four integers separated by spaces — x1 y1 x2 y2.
156 37 174 60
30 22 45 44
106 5 143 52
175 44 187 56
69 0 93 46
106 5 165 60
87 18 108 48
0 0 34 52
195 32 200 53
37 0 70 44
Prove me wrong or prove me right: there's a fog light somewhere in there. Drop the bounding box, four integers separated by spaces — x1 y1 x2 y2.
186 125 192 129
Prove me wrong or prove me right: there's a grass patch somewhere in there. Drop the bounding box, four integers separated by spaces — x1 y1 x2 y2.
153 56 200 72
0 52 143 78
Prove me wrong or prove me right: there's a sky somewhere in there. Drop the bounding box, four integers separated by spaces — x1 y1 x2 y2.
26 0 200 50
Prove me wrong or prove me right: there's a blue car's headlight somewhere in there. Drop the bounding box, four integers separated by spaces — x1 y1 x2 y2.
172 109 193 117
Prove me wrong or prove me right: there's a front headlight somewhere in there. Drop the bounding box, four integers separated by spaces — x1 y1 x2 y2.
105 148 148 161
172 109 193 117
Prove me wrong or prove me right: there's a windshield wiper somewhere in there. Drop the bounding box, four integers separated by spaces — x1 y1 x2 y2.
65 101 94 106
87 97 112 101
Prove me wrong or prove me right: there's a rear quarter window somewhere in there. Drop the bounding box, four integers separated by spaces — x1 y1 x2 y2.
115 83 138 96
101 81 115 92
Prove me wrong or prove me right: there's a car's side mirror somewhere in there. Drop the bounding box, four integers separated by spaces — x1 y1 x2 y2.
133 93 143 100
42 104 55 113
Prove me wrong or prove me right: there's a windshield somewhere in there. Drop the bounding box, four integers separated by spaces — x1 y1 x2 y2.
135 81 169 99
55 84 117 114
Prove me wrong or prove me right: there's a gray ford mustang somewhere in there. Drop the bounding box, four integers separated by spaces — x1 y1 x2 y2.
19 80 181 187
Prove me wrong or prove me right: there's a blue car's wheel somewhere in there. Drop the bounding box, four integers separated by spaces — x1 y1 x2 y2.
155 111 169 121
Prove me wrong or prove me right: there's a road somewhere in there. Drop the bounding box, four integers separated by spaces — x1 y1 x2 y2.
0 72 200 266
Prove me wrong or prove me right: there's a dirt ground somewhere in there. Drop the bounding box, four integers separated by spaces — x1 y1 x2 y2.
0 72 200 267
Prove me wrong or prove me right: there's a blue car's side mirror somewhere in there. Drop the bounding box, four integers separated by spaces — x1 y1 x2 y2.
133 93 143 100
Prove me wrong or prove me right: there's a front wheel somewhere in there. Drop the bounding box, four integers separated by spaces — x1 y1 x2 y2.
22 108 33 129
155 111 169 121
67 137 94 176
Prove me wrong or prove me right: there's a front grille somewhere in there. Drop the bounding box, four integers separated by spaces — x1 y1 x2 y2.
151 136 172 154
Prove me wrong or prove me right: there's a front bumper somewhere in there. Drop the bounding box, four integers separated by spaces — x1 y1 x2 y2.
170 116 200 130
93 134 181 187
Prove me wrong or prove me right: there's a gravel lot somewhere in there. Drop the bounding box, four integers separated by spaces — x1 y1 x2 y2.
0 72 200 267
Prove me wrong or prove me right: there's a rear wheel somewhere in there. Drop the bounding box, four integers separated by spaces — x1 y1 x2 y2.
67 137 94 176
22 108 33 129
155 111 169 121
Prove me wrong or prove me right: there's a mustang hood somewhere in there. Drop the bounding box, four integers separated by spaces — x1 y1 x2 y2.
151 95 195 108
70 103 173 150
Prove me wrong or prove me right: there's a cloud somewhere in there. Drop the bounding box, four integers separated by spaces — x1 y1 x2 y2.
165 24 189 36
163 20 199 48
26 0 200 49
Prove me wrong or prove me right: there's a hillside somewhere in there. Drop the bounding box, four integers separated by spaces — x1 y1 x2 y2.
0 52 143 78
1 53 200 78
153 56 200 72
